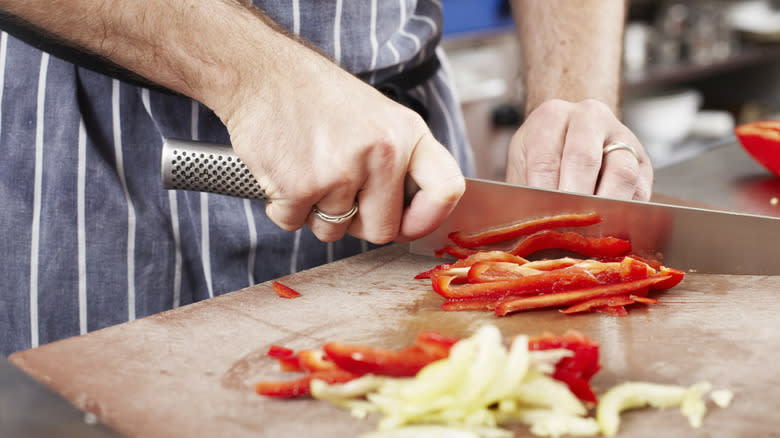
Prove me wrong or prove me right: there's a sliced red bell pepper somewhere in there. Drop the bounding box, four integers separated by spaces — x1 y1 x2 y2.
435 245 477 259
322 342 439 377
495 275 670 316
507 230 631 258
735 120 780 176
630 294 659 304
553 368 598 404
277 355 304 372
414 331 458 359
255 369 357 398
595 305 629 316
652 266 686 290
272 280 302 299
431 267 603 299
414 263 453 279
267 344 295 359
528 331 601 379
298 349 337 372
527 330 601 402
447 212 602 248
559 295 636 314
441 295 503 311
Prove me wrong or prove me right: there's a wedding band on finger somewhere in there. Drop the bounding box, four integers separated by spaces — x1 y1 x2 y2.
603 142 641 164
312 202 359 224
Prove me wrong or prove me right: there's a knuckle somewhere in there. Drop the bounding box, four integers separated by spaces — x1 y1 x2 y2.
577 99 613 119
532 99 572 120
527 153 562 175
567 150 602 172
611 162 641 187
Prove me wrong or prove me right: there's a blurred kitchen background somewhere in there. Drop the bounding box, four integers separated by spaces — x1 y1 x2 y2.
440 0 780 179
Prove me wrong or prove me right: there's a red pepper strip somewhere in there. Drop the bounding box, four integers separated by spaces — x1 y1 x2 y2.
267 344 295 359
448 212 602 248
597 253 664 270
322 342 439 377
735 120 780 176
441 295 503 311
455 250 529 266
528 330 601 380
467 261 533 283
508 230 631 258
414 263 453 279
630 294 659 304
414 331 458 359
495 275 671 316
596 305 629 316
298 349 337 372
431 267 603 299
435 245 477 259
553 368 598 404
254 369 357 398
652 266 685 290
272 280 302 299
559 295 636 314
277 355 304 372
527 330 600 402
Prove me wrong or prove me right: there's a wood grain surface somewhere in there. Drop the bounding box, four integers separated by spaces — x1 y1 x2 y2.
9 244 780 438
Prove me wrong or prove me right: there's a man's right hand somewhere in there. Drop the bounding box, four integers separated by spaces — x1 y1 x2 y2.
220 39 465 244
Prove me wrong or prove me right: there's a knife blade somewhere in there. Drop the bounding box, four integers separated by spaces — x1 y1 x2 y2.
410 178 780 275
160 139 780 275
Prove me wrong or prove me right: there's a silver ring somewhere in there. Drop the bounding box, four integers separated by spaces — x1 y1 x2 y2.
603 142 641 163
312 202 359 224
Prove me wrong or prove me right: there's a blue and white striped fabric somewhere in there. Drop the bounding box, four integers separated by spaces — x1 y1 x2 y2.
0 0 474 356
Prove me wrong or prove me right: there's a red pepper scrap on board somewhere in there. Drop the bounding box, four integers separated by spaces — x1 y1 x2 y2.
272 280 302 299
423 212 684 317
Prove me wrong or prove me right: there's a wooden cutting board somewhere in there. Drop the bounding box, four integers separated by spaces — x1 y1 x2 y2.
8 243 780 438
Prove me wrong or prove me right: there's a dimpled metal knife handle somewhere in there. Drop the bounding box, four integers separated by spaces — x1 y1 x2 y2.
160 138 268 200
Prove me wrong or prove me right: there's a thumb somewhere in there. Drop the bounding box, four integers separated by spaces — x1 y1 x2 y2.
397 133 464 241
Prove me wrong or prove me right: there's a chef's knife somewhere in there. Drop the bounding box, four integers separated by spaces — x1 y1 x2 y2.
160 138 780 275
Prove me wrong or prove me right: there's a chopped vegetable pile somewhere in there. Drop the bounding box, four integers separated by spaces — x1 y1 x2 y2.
419 213 685 317
255 325 732 437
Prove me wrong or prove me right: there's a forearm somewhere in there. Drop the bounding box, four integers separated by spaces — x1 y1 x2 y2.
511 0 626 115
0 0 328 119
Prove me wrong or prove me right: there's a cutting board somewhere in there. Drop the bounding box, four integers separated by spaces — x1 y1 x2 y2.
8 242 780 438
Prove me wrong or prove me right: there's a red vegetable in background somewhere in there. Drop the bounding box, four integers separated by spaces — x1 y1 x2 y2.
735 120 780 177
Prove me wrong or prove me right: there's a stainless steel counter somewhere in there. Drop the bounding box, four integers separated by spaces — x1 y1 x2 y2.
1 141 777 437
653 141 780 217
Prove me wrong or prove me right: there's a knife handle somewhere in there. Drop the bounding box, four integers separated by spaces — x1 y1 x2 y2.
161 139 420 203
160 138 269 200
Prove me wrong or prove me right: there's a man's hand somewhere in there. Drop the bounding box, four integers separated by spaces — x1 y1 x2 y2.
509 0 653 201
223 45 465 244
505 99 653 201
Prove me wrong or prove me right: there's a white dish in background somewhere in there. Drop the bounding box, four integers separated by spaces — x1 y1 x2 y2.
623 88 703 161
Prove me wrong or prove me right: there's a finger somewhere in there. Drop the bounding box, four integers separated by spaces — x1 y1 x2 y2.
596 136 647 200
346 145 406 245
396 132 464 242
557 105 608 194
505 128 528 185
521 100 571 190
306 182 360 242
265 185 317 233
